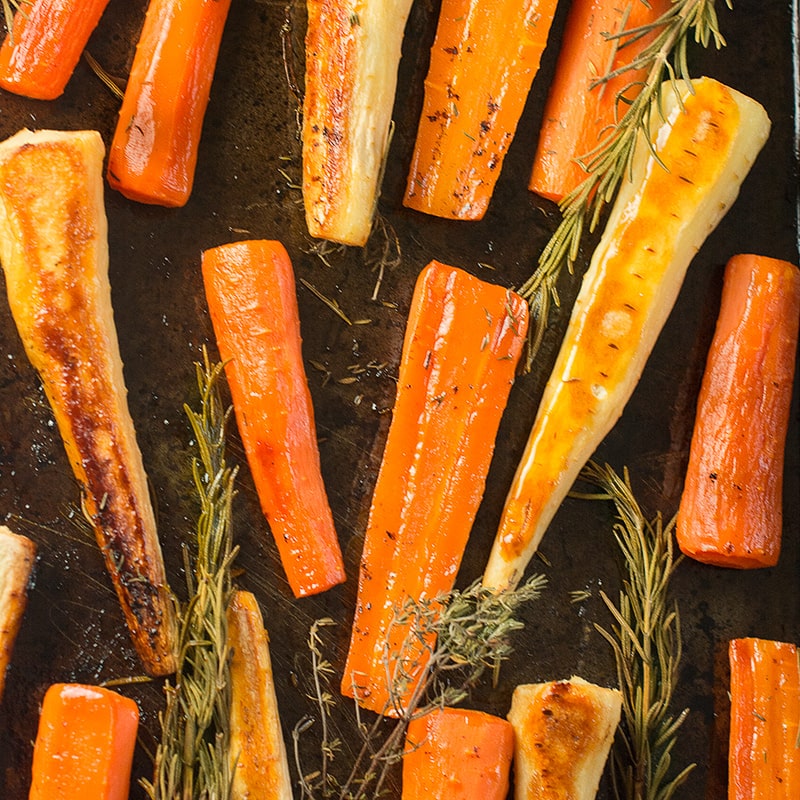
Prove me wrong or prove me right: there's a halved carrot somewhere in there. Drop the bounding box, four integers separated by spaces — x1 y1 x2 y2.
402 707 514 800
29 683 139 800
201 240 345 598
107 0 232 207
341 261 528 715
482 78 771 592
676 255 800 568
728 638 800 799
403 0 558 220
0 0 111 100
529 0 672 203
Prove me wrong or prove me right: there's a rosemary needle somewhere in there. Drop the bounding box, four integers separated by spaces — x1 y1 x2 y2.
520 0 730 359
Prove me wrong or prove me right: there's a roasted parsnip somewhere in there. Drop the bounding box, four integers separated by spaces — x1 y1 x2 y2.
483 77 771 592
0 129 177 676
507 677 622 800
302 0 413 246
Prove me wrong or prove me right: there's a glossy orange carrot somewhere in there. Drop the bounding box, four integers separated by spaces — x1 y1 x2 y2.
403 0 558 220
201 240 345 598
107 0 232 207
0 0 111 100
341 261 528 715
402 707 514 799
529 0 671 203
676 254 800 568
29 683 139 800
728 638 800 799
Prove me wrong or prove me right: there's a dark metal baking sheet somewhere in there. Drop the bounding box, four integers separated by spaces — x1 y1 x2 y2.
0 1 797 797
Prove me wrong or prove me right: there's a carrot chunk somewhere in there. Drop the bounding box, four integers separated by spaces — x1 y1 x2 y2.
676 254 800 568
0 0 111 100
107 0 232 207
29 683 139 800
201 240 345 598
728 638 800 799
341 261 528 715
402 707 514 800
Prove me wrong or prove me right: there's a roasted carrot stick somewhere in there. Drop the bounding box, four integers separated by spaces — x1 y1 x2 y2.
529 0 672 203
0 0 111 100
302 0 414 245
403 0 558 220
402 707 514 800
342 261 528 715
107 0 232 207
482 78 771 592
201 240 345 598
29 683 139 800
728 638 800 799
227 590 293 800
676 255 800 568
0 128 177 676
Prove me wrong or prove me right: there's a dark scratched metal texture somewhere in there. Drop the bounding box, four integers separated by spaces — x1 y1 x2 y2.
0 0 797 797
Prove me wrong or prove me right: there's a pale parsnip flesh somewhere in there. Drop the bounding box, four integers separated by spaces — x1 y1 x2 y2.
0 129 177 676
507 677 622 800
483 77 771 592
302 0 413 246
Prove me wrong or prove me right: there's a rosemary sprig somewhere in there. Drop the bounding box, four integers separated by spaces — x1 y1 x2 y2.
295 575 546 800
1 0 24 40
520 0 730 358
580 462 693 800
142 355 238 800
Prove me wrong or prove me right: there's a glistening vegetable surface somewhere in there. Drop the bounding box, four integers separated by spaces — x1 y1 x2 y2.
0 1 796 798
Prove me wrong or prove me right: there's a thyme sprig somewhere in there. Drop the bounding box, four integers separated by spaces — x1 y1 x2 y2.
296 575 546 800
142 356 238 800
520 0 730 358
580 462 693 800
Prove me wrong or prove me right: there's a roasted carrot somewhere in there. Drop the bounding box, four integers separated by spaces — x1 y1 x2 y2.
402 707 514 800
302 0 414 245
482 78 771 592
403 0 558 220
529 0 672 203
676 254 800 568
0 525 36 702
201 240 345 597
107 0 232 207
0 128 177 675
0 0 111 100
728 637 800 799
227 590 293 800
342 261 528 715
29 683 139 800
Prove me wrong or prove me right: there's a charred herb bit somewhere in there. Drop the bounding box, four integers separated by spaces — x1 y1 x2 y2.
295 575 546 800
141 355 238 800
520 0 730 360
579 462 693 800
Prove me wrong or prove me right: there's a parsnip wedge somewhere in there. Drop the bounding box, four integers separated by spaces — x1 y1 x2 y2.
0 129 177 676
483 77 771 592
507 677 622 800
302 0 413 246
227 590 292 800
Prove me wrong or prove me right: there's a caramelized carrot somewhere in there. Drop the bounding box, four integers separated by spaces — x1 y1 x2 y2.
676 254 800 568
529 0 671 203
29 683 139 800
341 261 528 715
0 0 111 100
201 240 345 598
728 638 800 799
107 0 232 207
402 707 514 799
403 0 558 220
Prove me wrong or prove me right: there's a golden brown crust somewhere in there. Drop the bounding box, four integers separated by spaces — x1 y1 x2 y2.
0 129 177 676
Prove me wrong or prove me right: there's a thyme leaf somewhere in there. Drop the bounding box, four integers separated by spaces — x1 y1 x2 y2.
520 0 731 360
581 461 694 800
